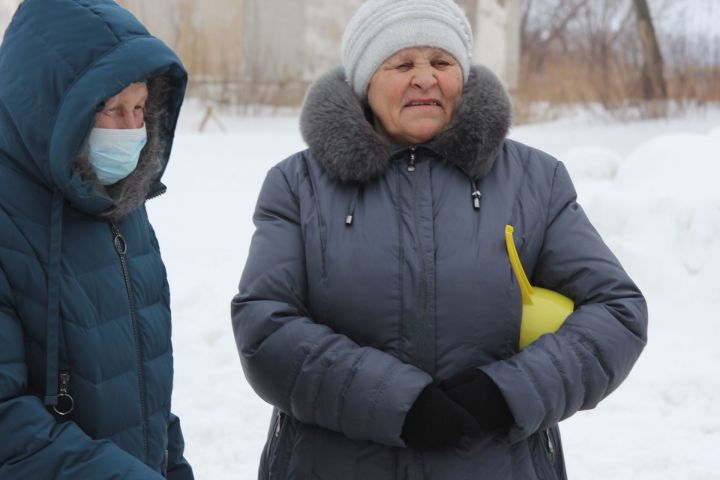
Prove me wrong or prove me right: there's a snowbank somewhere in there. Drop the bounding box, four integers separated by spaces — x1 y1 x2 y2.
147 107 720 479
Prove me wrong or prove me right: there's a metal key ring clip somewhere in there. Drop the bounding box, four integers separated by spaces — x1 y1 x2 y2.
53 393 75 416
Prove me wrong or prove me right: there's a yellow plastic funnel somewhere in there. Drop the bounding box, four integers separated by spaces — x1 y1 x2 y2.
505 225 574 349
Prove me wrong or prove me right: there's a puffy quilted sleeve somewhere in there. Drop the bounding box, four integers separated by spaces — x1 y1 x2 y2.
481 161 648 442
0 266 164 479
232 165 433 447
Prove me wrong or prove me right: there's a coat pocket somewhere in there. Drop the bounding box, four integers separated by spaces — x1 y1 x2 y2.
529 428 562 480
263 411 295 480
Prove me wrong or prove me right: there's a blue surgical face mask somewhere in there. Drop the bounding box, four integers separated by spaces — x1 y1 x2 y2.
87 126 147 185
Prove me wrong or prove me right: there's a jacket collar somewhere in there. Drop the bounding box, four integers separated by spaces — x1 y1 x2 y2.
300 65 512 183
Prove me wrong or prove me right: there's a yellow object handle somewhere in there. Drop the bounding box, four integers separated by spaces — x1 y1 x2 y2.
505 225 533 305
505 224 575 349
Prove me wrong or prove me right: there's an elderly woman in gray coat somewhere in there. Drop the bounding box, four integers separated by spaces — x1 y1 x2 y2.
232 0 648 478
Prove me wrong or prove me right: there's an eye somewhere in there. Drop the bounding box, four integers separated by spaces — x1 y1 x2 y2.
432 59 452 69
396 62 413 71
135 105 145 112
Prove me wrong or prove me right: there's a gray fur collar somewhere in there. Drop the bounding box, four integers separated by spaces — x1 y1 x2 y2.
300 65 512 183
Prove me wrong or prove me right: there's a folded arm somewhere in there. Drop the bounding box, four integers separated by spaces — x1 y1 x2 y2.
481 162 648 442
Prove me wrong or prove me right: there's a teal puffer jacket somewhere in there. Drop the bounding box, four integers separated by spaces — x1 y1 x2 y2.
0 0 191 478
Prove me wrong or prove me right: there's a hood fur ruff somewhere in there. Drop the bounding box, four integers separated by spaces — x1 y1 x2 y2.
300 65 512 183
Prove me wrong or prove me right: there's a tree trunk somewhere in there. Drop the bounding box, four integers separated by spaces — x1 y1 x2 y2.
632 0 667 101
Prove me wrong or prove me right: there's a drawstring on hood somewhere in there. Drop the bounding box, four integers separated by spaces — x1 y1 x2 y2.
43 190 65 408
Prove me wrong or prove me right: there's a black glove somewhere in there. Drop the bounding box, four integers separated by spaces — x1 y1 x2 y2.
439 368 514 430
401 384 481 451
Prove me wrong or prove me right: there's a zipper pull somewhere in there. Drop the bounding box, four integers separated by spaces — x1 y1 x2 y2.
274 412 284 437
59 372 71 394
407 147 416 172
544 429 556 460
110 222 127 256
472 190 482 209
53 372 74 416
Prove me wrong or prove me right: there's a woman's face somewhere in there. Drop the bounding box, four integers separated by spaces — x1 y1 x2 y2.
367 47 463 145
95 83 148 129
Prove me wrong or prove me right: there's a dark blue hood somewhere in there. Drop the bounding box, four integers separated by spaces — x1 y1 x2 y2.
0 0 187 215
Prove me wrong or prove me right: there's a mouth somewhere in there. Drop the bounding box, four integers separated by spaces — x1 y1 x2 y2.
405 99 443 109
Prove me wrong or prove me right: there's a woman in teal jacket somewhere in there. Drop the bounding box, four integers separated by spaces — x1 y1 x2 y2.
0 0 192 478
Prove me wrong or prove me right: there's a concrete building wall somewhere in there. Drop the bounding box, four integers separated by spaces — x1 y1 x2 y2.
303 0 362 80
245 0 303 82
449 0 522 92
117 0 245 81
472 0 521 93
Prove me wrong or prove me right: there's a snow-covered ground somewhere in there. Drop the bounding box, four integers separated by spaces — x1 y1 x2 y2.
148 103 720 479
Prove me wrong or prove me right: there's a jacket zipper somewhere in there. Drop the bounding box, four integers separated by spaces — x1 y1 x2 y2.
406 148 433 374
407 147 416 172
53 371 75 416
110 220 149 462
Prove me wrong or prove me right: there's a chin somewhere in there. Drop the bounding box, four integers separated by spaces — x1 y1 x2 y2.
406 125 444 144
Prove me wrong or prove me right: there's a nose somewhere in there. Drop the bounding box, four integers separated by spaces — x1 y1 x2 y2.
411 65 438 90
118 111 143 129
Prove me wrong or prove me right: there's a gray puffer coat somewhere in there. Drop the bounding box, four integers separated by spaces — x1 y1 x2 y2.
232 66 647 480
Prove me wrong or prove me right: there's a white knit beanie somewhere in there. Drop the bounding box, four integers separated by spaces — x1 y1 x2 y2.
341 0 474 97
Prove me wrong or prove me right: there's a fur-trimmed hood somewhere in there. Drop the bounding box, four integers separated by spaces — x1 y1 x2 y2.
300 65 512 183
0 0 187 217
75 76 171 221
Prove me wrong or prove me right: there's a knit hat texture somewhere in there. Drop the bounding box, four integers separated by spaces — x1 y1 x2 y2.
341 0 474 97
